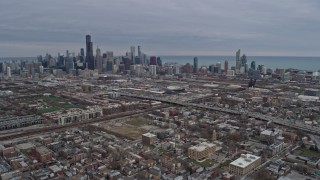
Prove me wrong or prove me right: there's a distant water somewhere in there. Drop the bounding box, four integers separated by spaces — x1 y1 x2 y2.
160 56 320 72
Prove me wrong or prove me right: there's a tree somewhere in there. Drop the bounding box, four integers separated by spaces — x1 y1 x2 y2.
254 169 276 180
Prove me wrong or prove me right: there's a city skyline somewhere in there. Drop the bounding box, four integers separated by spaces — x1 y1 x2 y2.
0 0 320 57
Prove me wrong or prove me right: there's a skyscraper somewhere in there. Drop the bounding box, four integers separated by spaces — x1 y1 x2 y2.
80 48 84 56
193 57 198 73
7 67 11 77
124 58 131 70
251 61 256 70
107 51 114 60
241 54 247 67
65 50 74 73
157 57 162 66
85 35 94 70
0 62 3 73
224 60 229 72
80 48 85 63
150 56 157 65
236 49 241 71
138 46 141 58
95 47 102 72
130 46 135 63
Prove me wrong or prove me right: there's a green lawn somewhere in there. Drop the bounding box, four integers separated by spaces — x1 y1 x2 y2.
35 96 66 102
126 118 149 126
301 148 320 158
35 96 86 114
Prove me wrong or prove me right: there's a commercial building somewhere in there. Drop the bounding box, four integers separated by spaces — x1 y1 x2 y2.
229 154 261 175
188 142 216 161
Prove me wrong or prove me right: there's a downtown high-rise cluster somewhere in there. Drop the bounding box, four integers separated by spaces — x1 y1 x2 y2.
35 34 162 76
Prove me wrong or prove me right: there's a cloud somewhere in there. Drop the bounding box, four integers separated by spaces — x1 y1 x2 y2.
0 0 319 56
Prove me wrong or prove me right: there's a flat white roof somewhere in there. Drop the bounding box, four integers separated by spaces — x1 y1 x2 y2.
298 95 319 101
261 130 279 136
230 154 260 168
189 142 216 152
142 132 156 138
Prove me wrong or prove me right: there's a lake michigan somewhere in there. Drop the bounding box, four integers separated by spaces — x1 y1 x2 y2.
160 56 320 72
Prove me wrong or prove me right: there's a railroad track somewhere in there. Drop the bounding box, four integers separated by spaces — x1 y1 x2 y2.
0 105 167 141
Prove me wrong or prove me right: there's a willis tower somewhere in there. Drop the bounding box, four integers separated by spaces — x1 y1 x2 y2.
86 35 94 70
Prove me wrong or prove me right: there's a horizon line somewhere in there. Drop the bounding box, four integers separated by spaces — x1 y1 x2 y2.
1 55 320 59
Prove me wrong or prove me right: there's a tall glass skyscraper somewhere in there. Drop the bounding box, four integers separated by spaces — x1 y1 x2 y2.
85 35 94 70
236 49 241 71
251 61 256 70
193 57 198 73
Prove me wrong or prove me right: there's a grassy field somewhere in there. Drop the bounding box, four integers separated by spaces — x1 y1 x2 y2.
301 148 320 158
36 96 66 102
36 96 85 114
126 118 149 126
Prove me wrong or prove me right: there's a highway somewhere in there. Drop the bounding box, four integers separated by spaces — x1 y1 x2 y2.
120 93 320 136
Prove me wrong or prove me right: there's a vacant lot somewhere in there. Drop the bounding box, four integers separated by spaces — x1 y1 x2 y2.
96 124 145 140
126 118 149 126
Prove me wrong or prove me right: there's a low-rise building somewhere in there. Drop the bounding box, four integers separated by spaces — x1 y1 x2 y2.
260 130 279 143
142 133 157 145
188 142 216 161
58 107 103 125
229 154 261 175
268 141 285 156
31 146 52 163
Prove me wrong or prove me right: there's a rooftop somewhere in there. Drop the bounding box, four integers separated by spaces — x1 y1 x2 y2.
230 154 260 168
36 146 52 155
142 133 156 138
15 142 35 150
189 142 216 152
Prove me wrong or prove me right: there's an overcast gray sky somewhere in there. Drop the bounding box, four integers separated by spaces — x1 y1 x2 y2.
0 0 319 57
